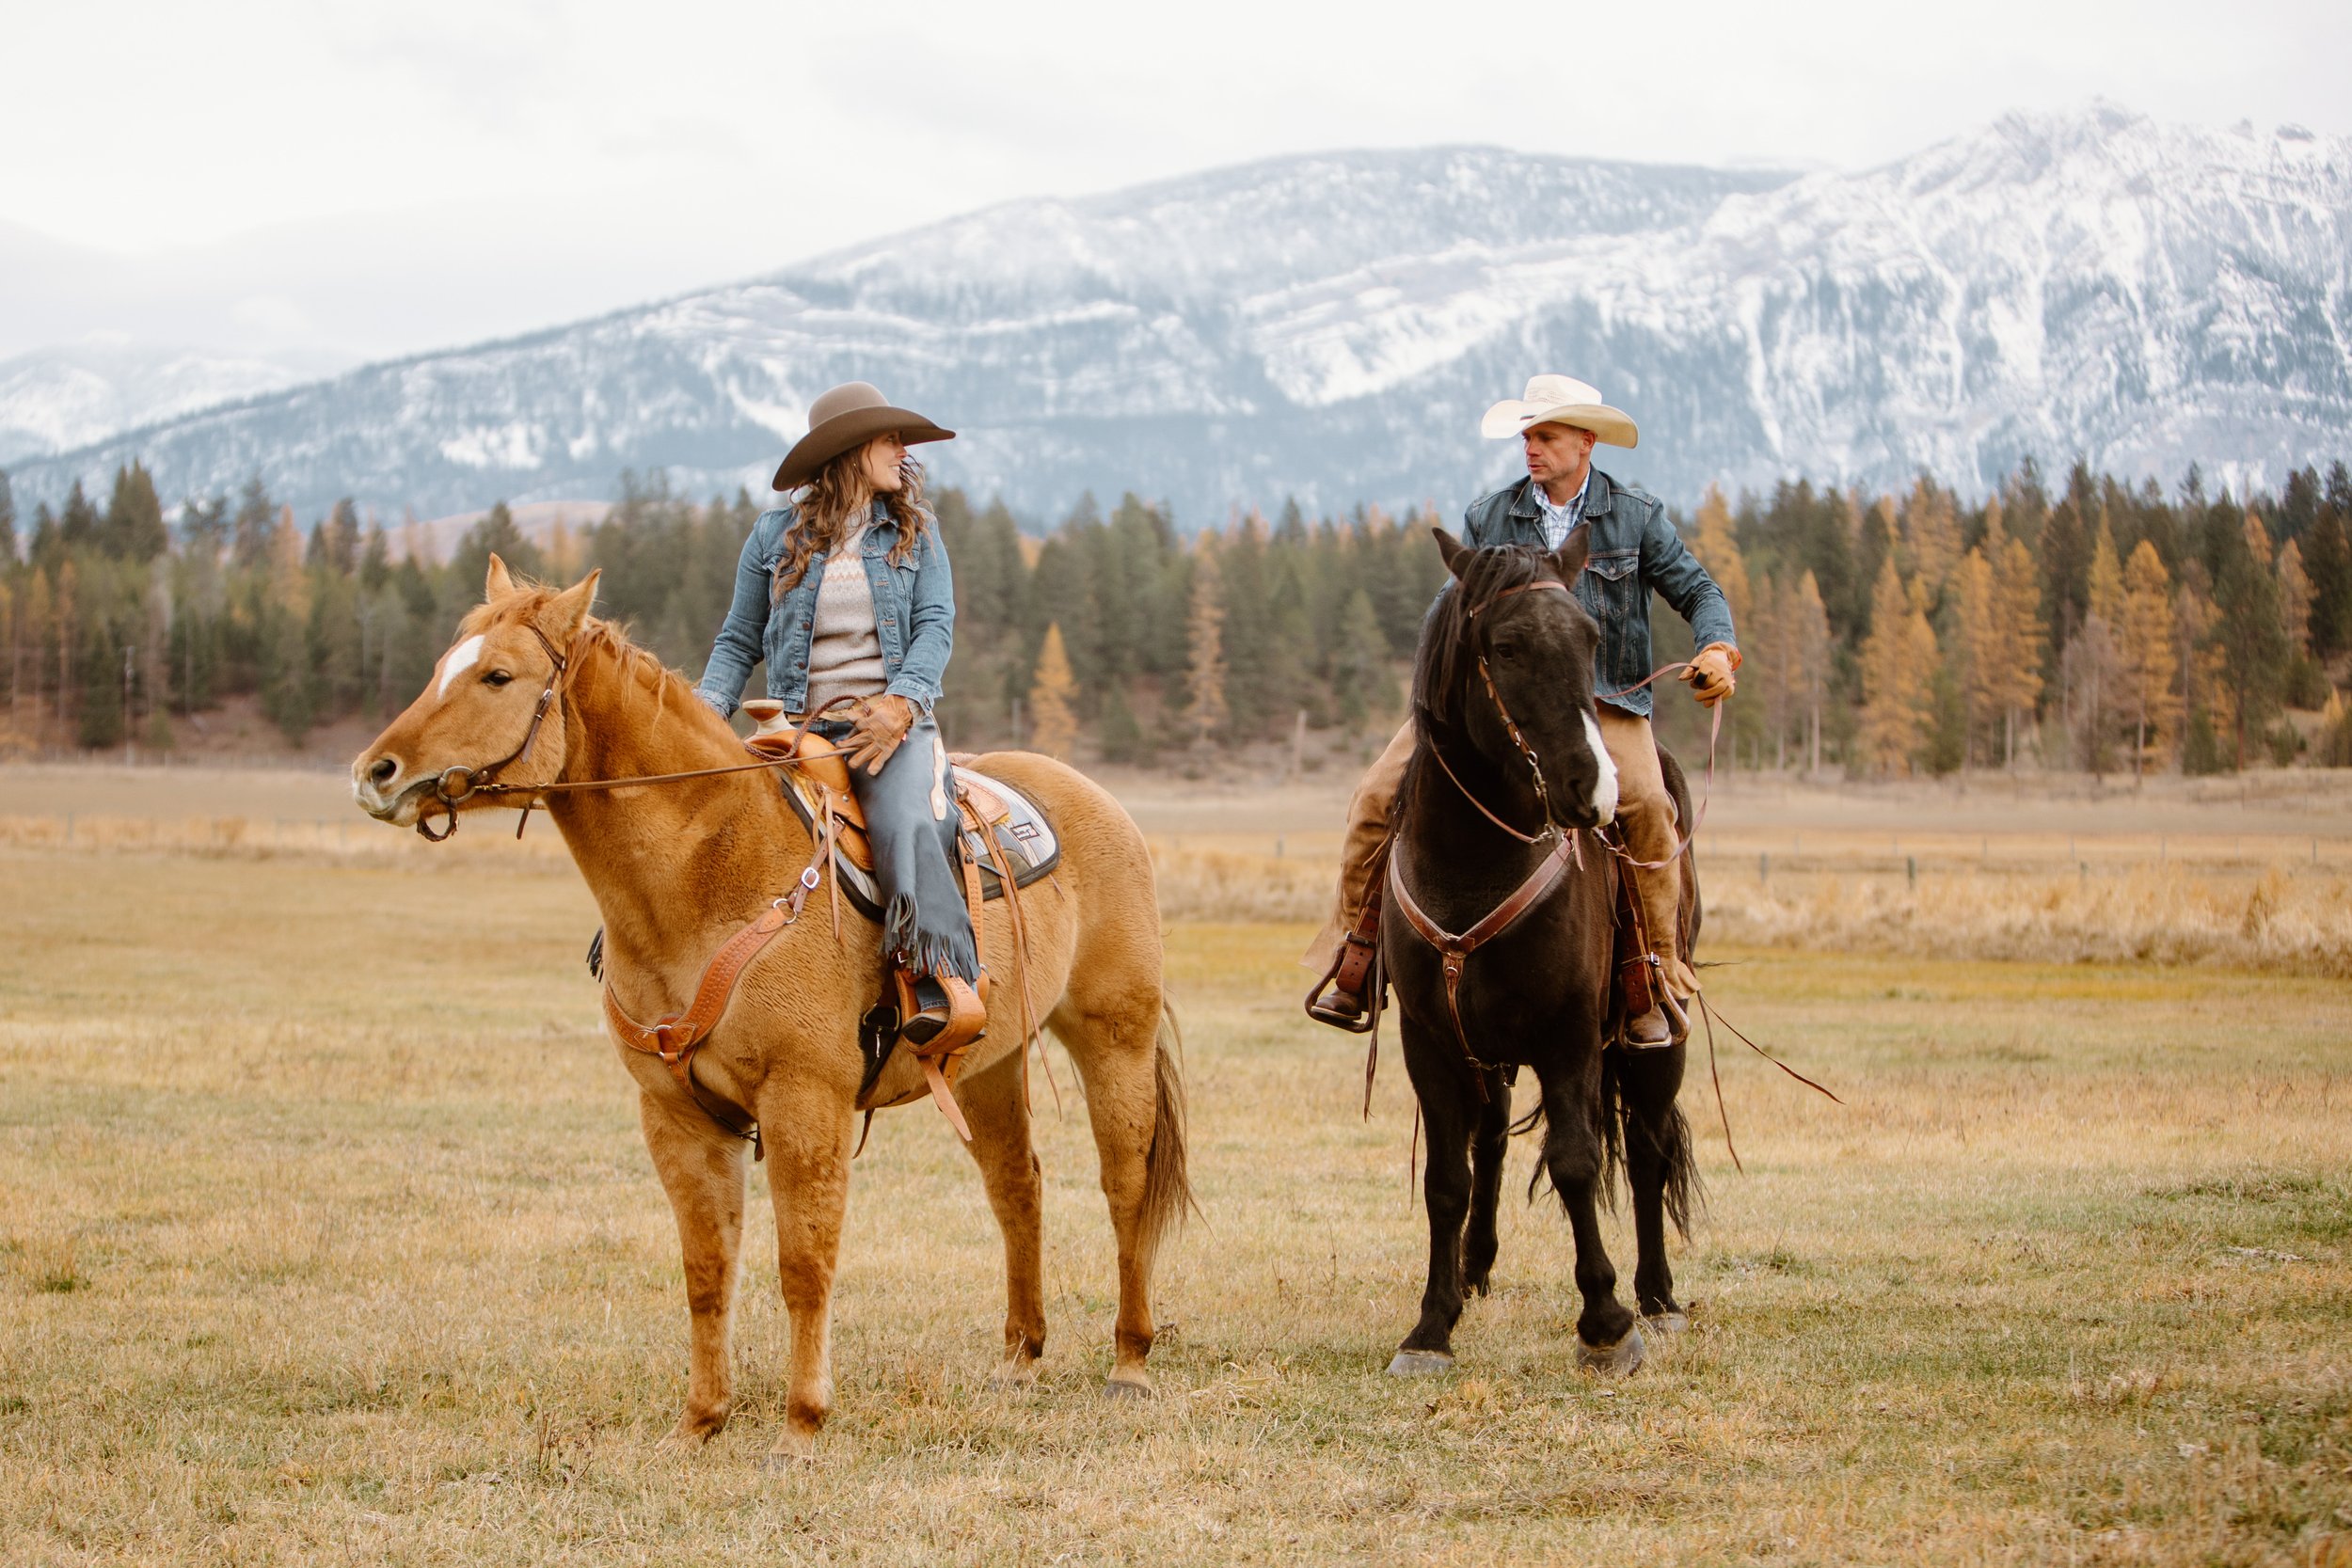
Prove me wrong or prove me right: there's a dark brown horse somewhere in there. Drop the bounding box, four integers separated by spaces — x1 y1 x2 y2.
1381 528 1700 1376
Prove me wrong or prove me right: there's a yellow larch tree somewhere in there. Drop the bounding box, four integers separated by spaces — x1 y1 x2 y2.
2118 541 2181 775
1026 623 1078 760
2277 537 2313 659
1857 557 1936 776
1952 545 1997 764
1690 484 1752 631
1990 532 2047 768
1183 542 1227 748
1900 476 1962 599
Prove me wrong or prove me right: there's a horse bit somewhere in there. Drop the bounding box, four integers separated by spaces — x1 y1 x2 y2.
415 623 570 842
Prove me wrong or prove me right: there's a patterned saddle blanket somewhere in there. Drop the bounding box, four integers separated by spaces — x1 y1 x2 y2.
779 759 1060 925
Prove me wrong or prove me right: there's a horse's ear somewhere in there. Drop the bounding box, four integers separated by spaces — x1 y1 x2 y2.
1550 526 1590 582
485 553 516 601
1433 526 1473 580
542 570 600 648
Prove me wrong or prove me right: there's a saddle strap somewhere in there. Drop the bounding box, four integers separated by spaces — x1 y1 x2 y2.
601 899 793 1085
599 832 831 1141
961 784 1047 1108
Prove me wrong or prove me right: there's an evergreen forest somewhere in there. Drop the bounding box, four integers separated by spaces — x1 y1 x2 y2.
3 455 2349 778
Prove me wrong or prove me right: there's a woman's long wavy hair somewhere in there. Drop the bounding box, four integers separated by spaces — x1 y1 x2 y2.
772 441 936 600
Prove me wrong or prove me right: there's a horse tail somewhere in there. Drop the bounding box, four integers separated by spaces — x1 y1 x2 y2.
1654 1093 1702 1239
1136 999 1197 1273
1597 1050 1628 1210
1602 1048 1704 1238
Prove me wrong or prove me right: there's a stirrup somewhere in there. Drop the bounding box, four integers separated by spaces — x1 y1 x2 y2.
1305 980 1373 1031
1658 984 1691 1044
894 965 987 1142
1622 1002 1675 1051
1304 898 1384 1035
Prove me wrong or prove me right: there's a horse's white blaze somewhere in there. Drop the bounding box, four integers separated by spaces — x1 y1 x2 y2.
1583 707 1619 824
437 634 485 699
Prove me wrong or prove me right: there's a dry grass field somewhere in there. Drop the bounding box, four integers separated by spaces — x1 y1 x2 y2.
1 765 2349 1564
0 766 2343 1560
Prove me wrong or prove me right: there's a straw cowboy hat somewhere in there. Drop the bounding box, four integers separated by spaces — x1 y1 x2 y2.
771 381 956 490
1479 373 1639 449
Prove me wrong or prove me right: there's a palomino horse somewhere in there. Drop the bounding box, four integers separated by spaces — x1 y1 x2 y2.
351 560 1190 1461
1381 529 1699 1377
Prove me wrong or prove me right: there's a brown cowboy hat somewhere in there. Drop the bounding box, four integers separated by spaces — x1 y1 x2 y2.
771 381 955 491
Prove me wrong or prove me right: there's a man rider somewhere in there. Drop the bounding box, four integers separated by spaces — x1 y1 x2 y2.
1306 373 1740 1047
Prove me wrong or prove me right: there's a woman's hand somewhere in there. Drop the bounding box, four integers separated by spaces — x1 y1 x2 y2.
847 694 917 775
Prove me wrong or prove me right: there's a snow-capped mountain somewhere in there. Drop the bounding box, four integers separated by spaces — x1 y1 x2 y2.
8 104 2348 524
0 338 336 467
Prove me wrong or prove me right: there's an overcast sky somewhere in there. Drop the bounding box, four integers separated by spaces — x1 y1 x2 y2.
4 0 2344 363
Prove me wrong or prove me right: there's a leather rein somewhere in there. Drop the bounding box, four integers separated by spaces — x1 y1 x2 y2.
412 631 845 843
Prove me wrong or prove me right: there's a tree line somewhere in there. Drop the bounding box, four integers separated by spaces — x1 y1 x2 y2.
1672 459 2352 777
1 455 2347 775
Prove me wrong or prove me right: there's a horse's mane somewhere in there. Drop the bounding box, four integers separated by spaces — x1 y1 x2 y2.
463 586 735 745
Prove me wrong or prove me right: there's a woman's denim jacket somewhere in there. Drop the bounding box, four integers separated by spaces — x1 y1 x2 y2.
694 500 956 720
1459 469 1737 719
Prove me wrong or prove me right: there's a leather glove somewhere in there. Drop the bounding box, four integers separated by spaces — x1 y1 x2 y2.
846 694 917 775
1681 642 1740 706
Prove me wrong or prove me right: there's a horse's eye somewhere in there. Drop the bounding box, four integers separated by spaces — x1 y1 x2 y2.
1492 640 1518 661
483 670 515 688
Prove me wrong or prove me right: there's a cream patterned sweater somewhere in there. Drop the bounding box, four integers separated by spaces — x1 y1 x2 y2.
803 523 888 714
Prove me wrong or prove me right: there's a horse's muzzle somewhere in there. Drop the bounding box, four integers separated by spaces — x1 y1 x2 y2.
350 763 429 826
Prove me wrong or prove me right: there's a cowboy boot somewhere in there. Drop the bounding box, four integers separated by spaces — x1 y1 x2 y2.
1621 957 1694 1049
1304 889 1385 1032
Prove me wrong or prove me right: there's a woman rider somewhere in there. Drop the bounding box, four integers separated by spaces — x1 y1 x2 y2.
694 381 986 1064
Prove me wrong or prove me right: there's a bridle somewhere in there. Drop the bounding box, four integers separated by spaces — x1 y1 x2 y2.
1422 578 1587 847
1429 575 1719 869
416 623 572 842
407 626 871 843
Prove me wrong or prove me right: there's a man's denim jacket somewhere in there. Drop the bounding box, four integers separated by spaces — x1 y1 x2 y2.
694 500 956 720
1460 469 1737 719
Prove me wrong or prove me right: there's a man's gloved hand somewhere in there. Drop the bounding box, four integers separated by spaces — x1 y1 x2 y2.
847 694 917 775
1681 642 1740 706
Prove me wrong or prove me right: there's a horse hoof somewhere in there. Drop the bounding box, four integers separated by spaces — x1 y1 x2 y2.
1102 1374 1153 1402
1642 1309 1691 1334
656 1409 727 1453
1387 1349 1455 1377
763 1427 818 1467
1576 1324 1646 1376
987 1360 1041 1391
